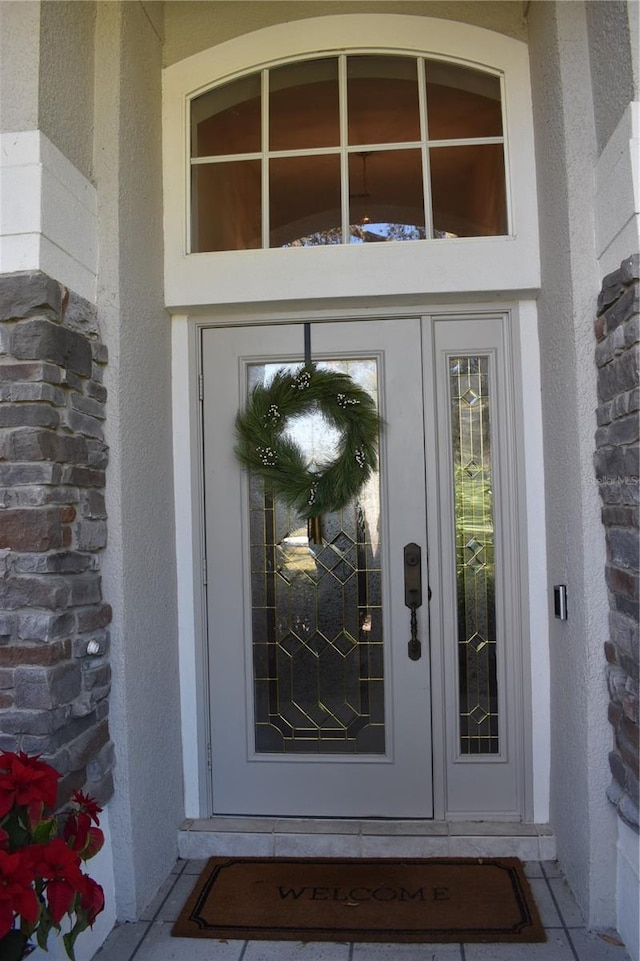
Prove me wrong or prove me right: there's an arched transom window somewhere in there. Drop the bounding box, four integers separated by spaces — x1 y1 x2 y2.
190 55 508 252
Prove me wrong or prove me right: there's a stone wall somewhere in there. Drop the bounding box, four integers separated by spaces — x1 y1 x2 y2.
0 270 114 806
594 253 640 831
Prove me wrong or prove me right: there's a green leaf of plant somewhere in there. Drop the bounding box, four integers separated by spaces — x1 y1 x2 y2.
32 818 57 844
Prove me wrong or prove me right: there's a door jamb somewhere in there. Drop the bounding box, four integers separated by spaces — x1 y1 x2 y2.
171 301 544 822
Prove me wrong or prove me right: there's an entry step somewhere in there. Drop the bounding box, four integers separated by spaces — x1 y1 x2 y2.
178 818 556 861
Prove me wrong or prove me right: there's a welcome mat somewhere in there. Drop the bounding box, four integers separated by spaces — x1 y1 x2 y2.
173 856 546 944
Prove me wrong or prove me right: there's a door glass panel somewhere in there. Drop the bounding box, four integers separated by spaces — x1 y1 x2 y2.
270 59 339 150
271 155 341 247
449 356 499 755
430 144 507 237
191 75 261 157
248 360 385 755
425 62 503 140
347 56 421 145
192 161 261 251
348 149 426 243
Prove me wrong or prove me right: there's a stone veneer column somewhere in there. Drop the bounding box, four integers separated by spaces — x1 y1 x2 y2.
594 253 639 831
0 271 114 805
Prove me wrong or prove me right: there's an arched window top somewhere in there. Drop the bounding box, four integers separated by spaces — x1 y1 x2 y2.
163 15 540 306
190 54 508 252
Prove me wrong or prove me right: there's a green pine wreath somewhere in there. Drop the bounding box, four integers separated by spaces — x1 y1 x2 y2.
234 364 382 519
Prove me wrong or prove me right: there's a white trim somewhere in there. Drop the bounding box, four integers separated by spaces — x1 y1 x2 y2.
171 300 550 823
0 131 97 301
172 316 212 817
518 299 550 824
162 15 540 308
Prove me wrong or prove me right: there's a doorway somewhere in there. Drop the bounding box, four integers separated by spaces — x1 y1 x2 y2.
201 313 528 819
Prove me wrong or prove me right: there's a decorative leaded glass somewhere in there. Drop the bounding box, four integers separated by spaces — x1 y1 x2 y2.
449 356 499 755
248 360 384 754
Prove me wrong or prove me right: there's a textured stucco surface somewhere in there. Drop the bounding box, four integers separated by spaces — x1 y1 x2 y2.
162 0 526 66
585 0 635 156
0 0 96 180
38 0 96 180
528 0 616 929
0 0 40 132
93 0 182 920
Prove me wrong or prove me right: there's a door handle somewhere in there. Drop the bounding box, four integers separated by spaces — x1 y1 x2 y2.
404 543 422 661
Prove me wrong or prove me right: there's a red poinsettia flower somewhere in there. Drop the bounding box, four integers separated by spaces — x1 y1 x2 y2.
0 849 39 938
63 811 104 860
30 838 84 925
71 791 102 826
0 751 104 955
30 838 83 884
47 877 79 925
77 874 105 924
0 752 61 824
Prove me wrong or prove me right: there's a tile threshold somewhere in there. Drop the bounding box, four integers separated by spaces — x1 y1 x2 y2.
178 817 557 860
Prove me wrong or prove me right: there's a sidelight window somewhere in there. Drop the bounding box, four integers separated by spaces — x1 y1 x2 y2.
449 356 499 755
190 55 508 252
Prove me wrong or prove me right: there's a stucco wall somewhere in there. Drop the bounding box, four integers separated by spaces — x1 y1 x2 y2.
585 0 634 156
527 0 616 930
0 1 40 132
1 0 182 925
38 0 96 180
162 0 526 67
0 1 96 181
93 0 183 919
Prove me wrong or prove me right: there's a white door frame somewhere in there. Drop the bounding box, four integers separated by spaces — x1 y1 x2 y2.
171 299 550 823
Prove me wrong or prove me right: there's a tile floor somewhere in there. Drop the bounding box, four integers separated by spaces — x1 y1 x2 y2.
91 859 631 961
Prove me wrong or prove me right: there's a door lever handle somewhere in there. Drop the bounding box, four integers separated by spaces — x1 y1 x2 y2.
404 543 422 661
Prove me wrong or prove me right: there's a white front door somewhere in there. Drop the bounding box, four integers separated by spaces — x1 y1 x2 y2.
201 313 526 819
202 319 433 817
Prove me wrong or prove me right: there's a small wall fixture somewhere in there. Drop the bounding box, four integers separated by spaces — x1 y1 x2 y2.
554 584 568 621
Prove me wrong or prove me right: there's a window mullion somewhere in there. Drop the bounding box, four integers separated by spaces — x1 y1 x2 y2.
499 74 512 235
191 154 262 164
339 54 349 245
418 57 433 240
429 137 505 148
261 68 270 248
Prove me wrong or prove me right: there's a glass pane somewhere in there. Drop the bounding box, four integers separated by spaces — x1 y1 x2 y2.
430 144 507 237
270 59 339 150
348 149 425 243
191 75 261 157
348 56 421 145
249 359 385 755
270 155 341 247
425 62 503 139
191 161 261 251
449 356 499 756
